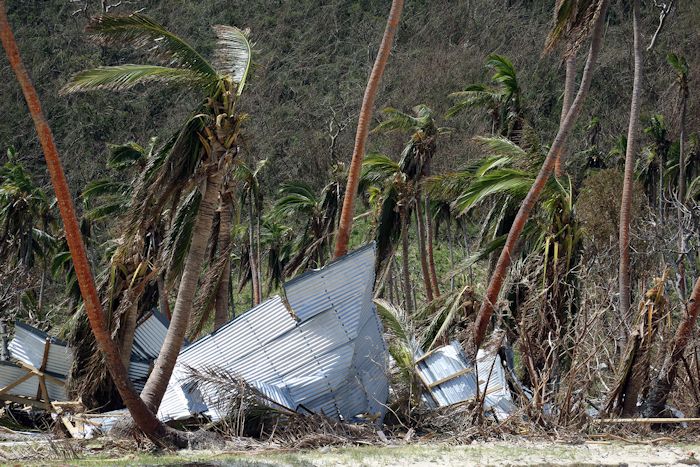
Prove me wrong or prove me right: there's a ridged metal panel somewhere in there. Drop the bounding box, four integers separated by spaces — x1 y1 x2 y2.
0 361 67 402
8 323 73 378
132 310 170 360
158 243 390 424
416 342 514 418
284 244 375 336
417 341 478 407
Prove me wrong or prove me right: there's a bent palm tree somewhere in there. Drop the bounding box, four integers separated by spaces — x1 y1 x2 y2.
64 13 252 411
0 3 184 446
474 0 610 348
334 0 404 259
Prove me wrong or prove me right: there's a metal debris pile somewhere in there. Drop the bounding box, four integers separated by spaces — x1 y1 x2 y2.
0 243 518 438
415 341 515 420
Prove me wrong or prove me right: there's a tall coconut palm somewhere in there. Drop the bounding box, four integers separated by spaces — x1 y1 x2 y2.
275 179 340 276
474 0 610 348
448 54 523 140
618 0 643 325
667 53 689 202
372 105 446 300
0 3 184 446
63 13 252 411
234 159 266 306
334 0 404 259
361 152 415 312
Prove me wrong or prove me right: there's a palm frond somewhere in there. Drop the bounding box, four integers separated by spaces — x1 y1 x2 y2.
212 25 252 95
453 169 533 215
475 135 527 160
372 107 420 134
87 14 217 78
164 188 202 284
107 142 145 170
374 298 410 344
62 65 212 94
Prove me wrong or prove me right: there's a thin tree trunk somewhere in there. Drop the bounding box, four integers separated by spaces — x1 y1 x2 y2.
157 274 171 321
415 196 434 302
0 4 184 445
334 0 404 258
214 200 232 330
140 169 222 412
474 0 610 348
678 97 687 202
248 199 261 306
642 277 700 417
425 196 440 297
119 303 138 373
554 54 577 178
447 216 454 291
400 210 414 313
619 0 643 323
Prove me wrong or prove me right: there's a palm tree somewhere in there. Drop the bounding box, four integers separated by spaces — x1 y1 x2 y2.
474 0 610 348
234 159 266 306
334 0 404 259
0 3 183 446
372 105 446 300
275 179 340 276
448 54 523 140
361 152 415 312
63 14 252 412
618 0 643 326
667 53 689 202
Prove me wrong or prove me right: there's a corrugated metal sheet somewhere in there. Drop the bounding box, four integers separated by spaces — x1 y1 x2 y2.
132 310 170 360
0 361 68 402
416 341 514 419
8 322 73 378
158 243 389 424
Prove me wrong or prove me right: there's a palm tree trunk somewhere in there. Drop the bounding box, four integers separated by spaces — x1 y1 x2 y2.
334 0 404 259
642 276 700 417
0 3 184 446
415 196 434 302
618 0 643 323
447 216 455 291
554 55 577 178
119 303 138 373
474 0 610 348
678 97 687 202
248 199 261 306
140 169 222 412
425 196 440 297
400 209 414 313
214 200 232 329
157 274 171 320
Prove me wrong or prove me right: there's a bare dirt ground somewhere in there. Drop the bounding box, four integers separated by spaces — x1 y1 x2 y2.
2 439 700 466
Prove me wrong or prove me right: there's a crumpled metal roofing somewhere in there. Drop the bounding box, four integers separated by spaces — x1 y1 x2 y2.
0 313 169 407
158 243 389 423
416 340 514 420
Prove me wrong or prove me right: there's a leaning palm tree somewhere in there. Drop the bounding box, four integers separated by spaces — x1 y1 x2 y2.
334 0 404 259
0 3 185 446
474 0 610 348
63 13 252 412
618 0 643 325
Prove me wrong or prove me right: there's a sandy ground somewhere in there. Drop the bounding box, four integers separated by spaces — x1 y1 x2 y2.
3 439 699 466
